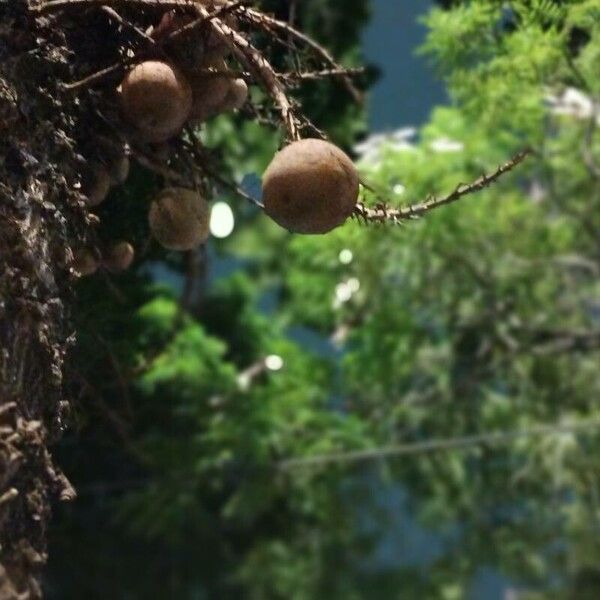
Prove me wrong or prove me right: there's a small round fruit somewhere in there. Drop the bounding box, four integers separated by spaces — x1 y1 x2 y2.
105 241 135 272
222 78 248 111
262 139 359 234
120 61 192 143
72 250 99 277
149 188 210 250
187 59 231 122
86 164 112 206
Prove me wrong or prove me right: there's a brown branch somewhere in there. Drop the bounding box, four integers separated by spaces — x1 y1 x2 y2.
130 146 191 186
240 7 364 104
182 129 264 208
46 1 236 92
61 61 127 92
33 0 198 13
193 6 300 141
354 148 533 224
100 5 156 45
42 0 352 138
512 325 600 356
58 2 243 92
278 418 600 470
93 108 190 185
163 0 245 44
281 67 365 83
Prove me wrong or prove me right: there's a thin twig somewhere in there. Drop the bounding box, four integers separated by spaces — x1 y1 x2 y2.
512 326 600 356
100 5 156 45
33 0 198 13
193 5 300 141
281 67 365 83
183 127 264 208
279 418 600 470
163 0 245 44
240 7 364 104
58 1 232 91
130 146 191 186
61 61 126 92
354 148 533 224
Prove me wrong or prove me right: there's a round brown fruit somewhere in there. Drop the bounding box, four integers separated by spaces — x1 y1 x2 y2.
187 58 231 122
120 61 192 143
148 188 210 251
105 242 135 273
95 138 130 185
221 78 248 111
86 164 112 206
262 139 360 234
72 250 99 277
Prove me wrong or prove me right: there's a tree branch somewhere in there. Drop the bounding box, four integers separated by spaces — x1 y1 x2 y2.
354 148 533 224
239 7 364 104
279 418 600 470
193 5 300 141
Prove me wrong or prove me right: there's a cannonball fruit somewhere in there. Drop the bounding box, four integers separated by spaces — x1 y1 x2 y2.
72 250 99 277
188 59 231 122
105 242 135 272
149 188 210 251
262 139 360 234
222 78 248 111
120 61 192 143
86 164 112 206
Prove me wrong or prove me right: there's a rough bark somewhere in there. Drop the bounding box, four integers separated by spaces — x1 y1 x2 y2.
0 3 92 597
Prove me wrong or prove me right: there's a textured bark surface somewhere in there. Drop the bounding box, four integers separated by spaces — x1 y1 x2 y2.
0 3 89 597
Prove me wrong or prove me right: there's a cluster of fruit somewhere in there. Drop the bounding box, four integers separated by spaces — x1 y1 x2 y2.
120 8 248 144
75 2 361 277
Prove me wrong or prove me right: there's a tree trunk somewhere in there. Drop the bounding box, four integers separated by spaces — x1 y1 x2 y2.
0 3 87 596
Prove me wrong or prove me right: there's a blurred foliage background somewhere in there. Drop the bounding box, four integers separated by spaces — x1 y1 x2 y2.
46 0 600 598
